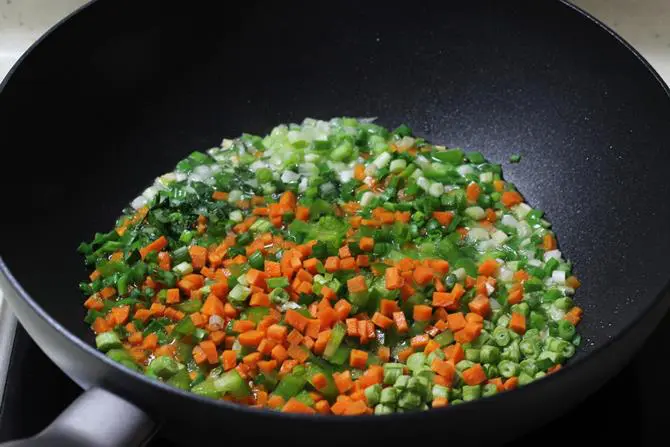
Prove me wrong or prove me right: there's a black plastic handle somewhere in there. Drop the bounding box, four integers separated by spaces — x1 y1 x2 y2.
0 388 156 447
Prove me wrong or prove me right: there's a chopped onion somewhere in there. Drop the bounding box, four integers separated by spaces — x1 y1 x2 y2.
544 250 563 262
280 170 300 183
551 270 566 285
468 228 490 241
457 165 474 176
131 195 148 210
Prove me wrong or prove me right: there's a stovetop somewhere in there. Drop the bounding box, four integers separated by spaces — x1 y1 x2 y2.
0 309 668 446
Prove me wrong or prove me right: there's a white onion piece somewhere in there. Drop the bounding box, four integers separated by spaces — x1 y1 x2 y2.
544 250 563 262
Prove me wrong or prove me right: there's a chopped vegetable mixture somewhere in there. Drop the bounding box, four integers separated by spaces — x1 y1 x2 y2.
79 117 583 415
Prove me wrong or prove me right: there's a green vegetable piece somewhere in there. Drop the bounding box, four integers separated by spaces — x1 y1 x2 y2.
148 356 181 379
406 352 427 372
365 384 382 406
462 385 481 401
273 373 307 400
96 332 122 352
324 322 346 359
380 387 399 405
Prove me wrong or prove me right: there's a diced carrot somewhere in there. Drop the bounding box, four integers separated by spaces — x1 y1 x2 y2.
501 191 523 207
411 334 430 349
466 182 481 202
432 211 454 227
346 318 359 337
412 266 434 285
212 191 229 201
223 302 238 318
311 372 328 390
295 206 310 221
232 319 255 333
359 237 374 252
338 245 352 258
201 293 225 317
333 299 352 320
543 233 557 251
446 312 466 331
340 257 357 271
239 330 264 347
508 284 524 304
249 292 271 307
354 164 366 181
99 287 116 300
271 344 289 363
478 259 499 277
287 329 303 345
356 254 370 267
84 295 104 311
142 333 158 350
267 395 285 409
267 324 287 342
462 364 487 385
488 377 504 392
431 358 456 383
188 245 208 271
378 346 391 363
485 208 497 223
246 269 268 288
285 309 309 332
197 340 217 364
504 377 519 390
397 347 414 362
493 179 505 192
468 295 491 317
243 352 262 367
379 299 400 316
110 306 130 325
547 364 562 374
92 317 110 334
564 306 583 326
282 397 316 414
287 344 309 363
432 292 455 308
279 191 297 210
133 308 152 323
347 275 367 293
349 349 369 369
566 275 582 289
264 260 281 278
334 371 354 394
324 256 340 272
392 311 409 333
444 343 465 363
509 312 526 334
385 267 404 290
139 236 168 259
413 305 433 322
192 345 207 364
358 320 370 344
313 330 331 355
371 312 394 329
305 319 321 339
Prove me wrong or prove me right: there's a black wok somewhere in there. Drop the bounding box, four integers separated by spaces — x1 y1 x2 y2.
1 0 669 445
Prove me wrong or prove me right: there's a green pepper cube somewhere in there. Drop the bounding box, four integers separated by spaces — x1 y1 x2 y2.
95 332 122 352
148 356 181 379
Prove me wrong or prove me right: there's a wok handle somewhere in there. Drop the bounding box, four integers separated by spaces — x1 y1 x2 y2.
0 387 156 447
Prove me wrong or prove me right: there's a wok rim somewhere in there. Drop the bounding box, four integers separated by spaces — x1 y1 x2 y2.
1 0 669 423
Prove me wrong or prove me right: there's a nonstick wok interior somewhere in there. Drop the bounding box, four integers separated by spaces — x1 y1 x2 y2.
0 0 669 442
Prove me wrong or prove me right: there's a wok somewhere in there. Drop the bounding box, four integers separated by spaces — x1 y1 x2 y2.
1 0 669 445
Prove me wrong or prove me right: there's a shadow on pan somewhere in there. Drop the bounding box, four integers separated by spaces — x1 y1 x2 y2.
0 0 669 445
